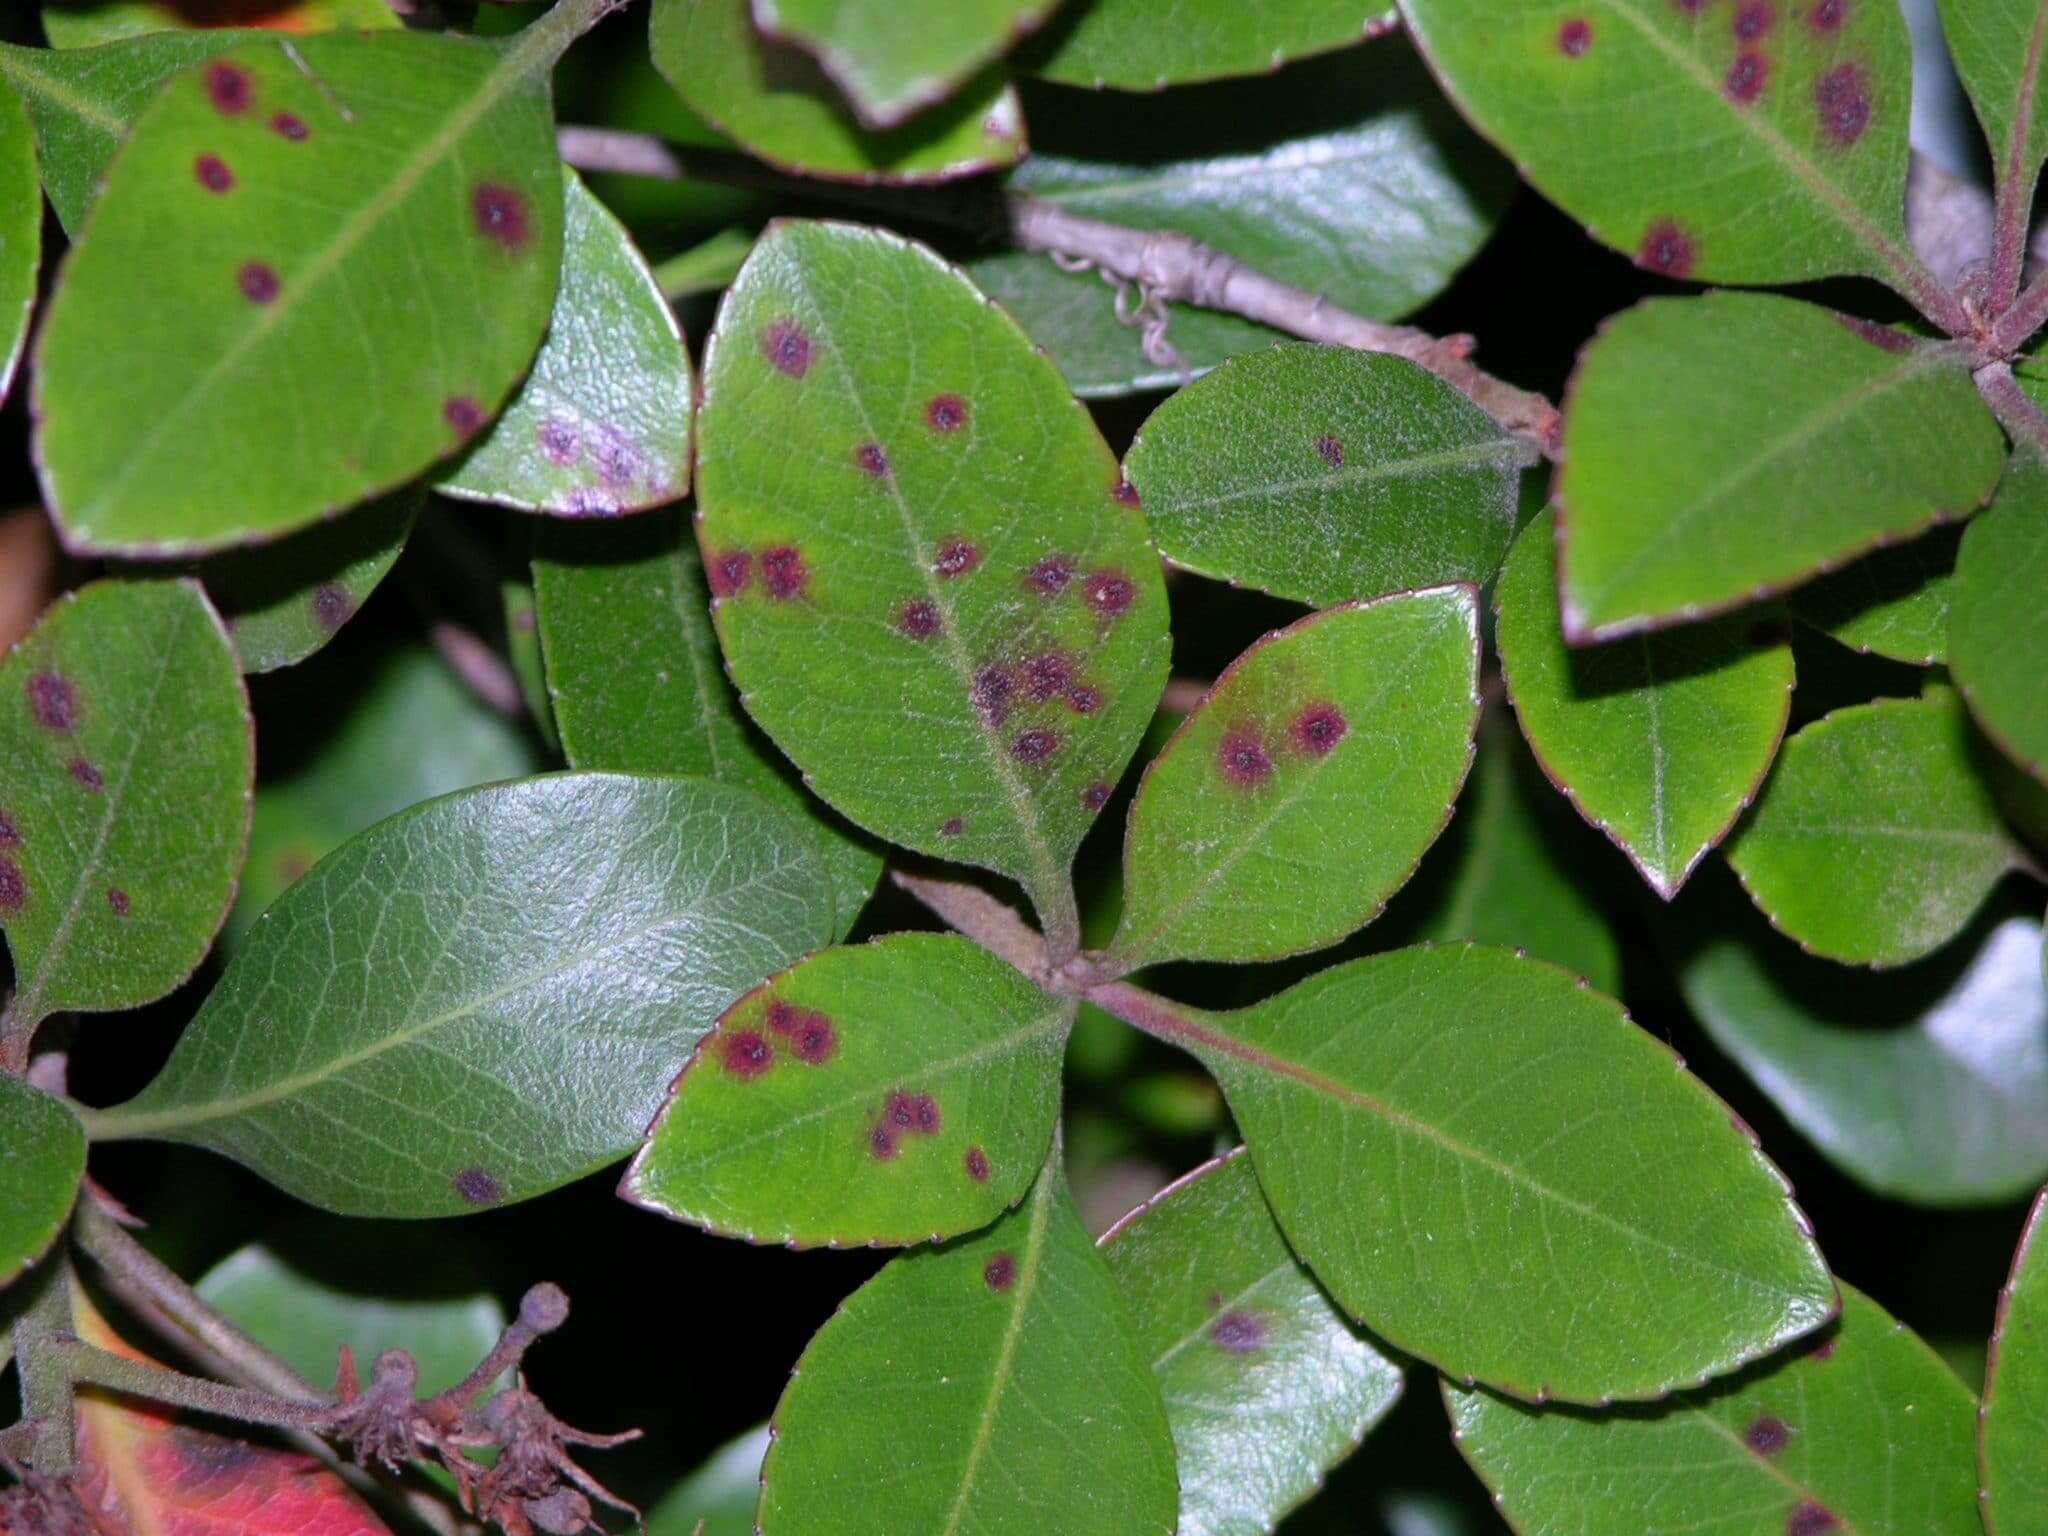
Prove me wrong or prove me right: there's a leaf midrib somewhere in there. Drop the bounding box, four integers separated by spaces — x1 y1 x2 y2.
1154 436 1533 516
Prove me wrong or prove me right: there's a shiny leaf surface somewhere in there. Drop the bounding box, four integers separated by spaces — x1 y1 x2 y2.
1028 0 1392 89
754 0 1059 126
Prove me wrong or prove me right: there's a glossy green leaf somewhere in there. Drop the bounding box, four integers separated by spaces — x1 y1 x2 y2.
1935 0 2048 245
1727 694 2025 967
1952 454 2048 783
86 773 837 1217
42 0 395 51
34 26 567 555
531 509 881 937
0 77 37 410
1125 345 1530 607
0 578 252 1023
756 0 1059 127
1497 507 1794 899
1028 0 1391 89
441 172 691 518
501 578 559 753
648 1423 768 1536
1683 897 2048 1205
625 933 1069 1246
0 1075 87 1286
1983 1187 2048 1533
1170 943 1836 1402
1556 295 2005 641
1100 1148 1404 1536
650 0 1024 183
1791 522 1961 666
696 221 1170 932
1113 587 1479 967
1399 0 1921 287
1446 1285 1978 1536
758 1155 1179 1536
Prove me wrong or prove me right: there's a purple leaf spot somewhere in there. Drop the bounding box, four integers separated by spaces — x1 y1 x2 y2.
964 1146 990 1182
1218 733 1272 787
1209 1311 1265 1353
900 600 939 640
194 154 234 193
1726 52 1767 104
766 1000 802 1036
1065 684 1102 715
69 758 104 793
537 417 580 465
761 320 811 378
310 583 352 631
939 816 965 837
452 1168 502 1206
793 1015 835 1065
1083 571 1134 617
1637 220 1696 277
854 441 889 478
205 62 252 115
1787 1503 1838 1536
708 551 752 597
1812 1337 1838 1361
1026 556 1074 597
26 673 76 732
237 262 280 304
984 1254 1015 1292
1112 478 1141 507
1810 0 1845 31
869 1122 898 1160
926 394 968 432
761 546 807 600
1557 18 1593 55
1023 652 1073 703
1290 703 1348 756
1735 1 1773 38
1315 433 1344 467
0 810 17 848
1080 782 1111 810
270 112 309 141
0 858 24 914
591 428 638 488
443 396 485 440
934 539 980 578
105 886 130 917
1815 64 1870 145
886 1091 940 1136
471 183 531 251
1012 728 1059 764
973 665 1017 726
721 1030 774 1079
1745 1415 1789 1455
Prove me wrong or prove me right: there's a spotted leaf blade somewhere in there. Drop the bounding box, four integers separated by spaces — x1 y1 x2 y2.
758 1153 1179 1536
1100 1148 1404 1536
1951 451 2048 783
34 28 564 555
1446 1285 1978 1536
1556 294 2004 641
0 578 252 1023
87 774 836 1218
1026 0 1392 89
1113 586 1479 968
0 1075 87 1285
1176 944 1836 1402
695 221 1170 934
42 0 395 50
1983 1188 2048 1533
0 76 36 411
1934 0 2048 255
1497 507 1795 899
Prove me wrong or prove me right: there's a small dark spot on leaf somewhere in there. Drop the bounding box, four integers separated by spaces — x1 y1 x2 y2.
537 417 579 465
237 261 280 304
1290 703 1348 756
934 539 980 577
1637 220 1696 277
0 810 17 848
453 1168 502 1205
205 62 251 115
1745 1415 1789 1454
0 858 24 913
194 154 234 193
964 1146 990 1182
1026 555 1073 597
1726 51 1767 103
886 1092 940 1136
1218 733 1272 787
1083 570 1135 617
26 673 75 732
70 758 104 793
1315 434 1344 467
793 1015 835 1065
1787 1502 1838 1536
1012 728 1059 764
869 1122 897 1160
471 183 531 251
310 583 352 631
761 320 811 378
1810 0 1844 31
900 600 939 640
984 1254 1015 1292
926 394 967 431
1065 685 1102 715
761 546 807 600
709 551 751 597
721 1030 774 1079
443 396 485 440
1557 17 1593 54
591 428 638 488
1736 1 1773 37
1081 782 1111 810
973 665 1017 726
939 816 965 837
1023 652 1073 703
1815 64 1870 145
854 441 889 477
1112 478 1141 507
270 112 309 141
105 887 130 917
1210 1311 1265 1353
766 1000 801 1036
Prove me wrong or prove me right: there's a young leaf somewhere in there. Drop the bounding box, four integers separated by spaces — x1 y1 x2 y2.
84 774 837 1218
0 1075 87 1285
648 1423 769 1536
1933 0 2048 268
34 26 566 555
1124 345 1531 607
758 1154 1180 1536
532 510 881 937
0 77 37 410
649 0 1024 183
440 172 692 518
0 578 253 1023
1790 522 1961 667
1496 507 1795 900
1027 0 1392 89
624 933 1071 1247
1982 1186 2048 1532
42 0 395 51
1399 0 1925 290
1128 943 1836 1402
1951 454 2048 783
1445 1285 1979 1536
1727 694 2025 967
694 221 1170 936
1555 294 2005 641
1112 587 1479 968
1099 1147 1405 1536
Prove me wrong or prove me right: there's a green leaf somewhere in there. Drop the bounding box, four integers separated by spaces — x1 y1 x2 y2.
1682 894 2048 1205
531 509 881 938
1934 1 2048 247
758 1154 1179 1536
1399 0 1922 288
1125 345 1530 607
0 77 37 410
1027 0 1392 89
1952 454 2048 783
1112 587 1479 967
1727 694 2025 967
1555 294 2005 641
1164 943 1836 1402
1445 1284 1979 1536
501 577 559 753
755 0 1059 127
85 773 837 1217
650 0 1024 183
650 224 754 301
440 172 691 518
624 933 1070 1246
1496 506 1795 899
42 0 395 51
0 578 253 1023
1983 1187 2048 1533
1099 1147 1404 1536
648 1423 768 1536
1790 522 1961 666
0 1075 87 1286
695 221 1169 934
33 26 566 555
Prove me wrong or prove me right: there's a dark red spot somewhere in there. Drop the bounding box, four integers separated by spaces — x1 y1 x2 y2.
1638 221 1696 277
26 673 75 731
1026 556 1073 597
0 858 24 913
310 583 351 631
105 887 130 917
452 1168 501 1205
900 600 939 640
590 428 637 488
1290 703 1347 756
194 154 234 193
1810 0 1844 31
761 320 811 378
0 811 17 848
1218 733 1272 786
1083 571 1134 617
885 1092 940 1136
709 551 751 597
1726 52 1767 103
1112 478 1141 507
1314 434 1344 467
1745 1416 1789 1454
940 816 964 837
205 62 251 115
1023 652 1073 703
269 112 308 141
1065 685 1102 715
70 758 103 793
1080 782 1111 810
471 183 530 251
793 1015 835 1065
1012 728 1059 764
869 1122 898 1160
926 394 967 432
537 417 579 465
237 261 279 304
1557 17 1592 54
1816 65 1869 145
973 665 1017 726
984 1254 1015 1291
1787 1503 1837 1536
854 441 889 478
1735 1 1773 37
443 396 485 439
766 1000 802 1035
934 539 980 577
964 1147 990 1182
762 546 807 600
721 1030 774 1079
1209 1311 1265 1353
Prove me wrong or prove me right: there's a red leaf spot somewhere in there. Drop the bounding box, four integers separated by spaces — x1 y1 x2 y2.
934 539 980 577
1012 728 1060 764
0 810 18 848
1112 478 1141 507
590 427 638 488
793 1015 835 1065
984 1254 1015 1291
964 1146 990 1182
761 320 811 378
237 261 280 304
940 816 965 837
1080 781 1111 810
270 111 309 141
721 1030 774 1079
854 441 889 477
1726 51 1767 104
1022 652 1073 703
1026 555 1074 597
1314 433 1345 466
973 665 1017 726
537 417 579 465
766 1000 802 1035
1736 1 1773 38
869 1122 898 1160
1557 17 1593 55
1209 1311 1265 1353
471 183 531 251
886 1091 940 1136
1815 64 1870 145
26 673 76 731
1787 1503 1838 1536
926 394 968 432
1290 703 1348 757
309 583 351 631
452 1167 502 1205
1065 684 1102 715
205 62 252 115
0 858 24 913
761 546 807 600
105 886 130 917
70 758 104 793
1745 1415 1789 1454
1083 570 1135 617
443 396 485 439
900 600 939 640
1637 220 1696 277
708 551 751 597
1810 0 1845 31
194 154 234 193
1218 733 1272 786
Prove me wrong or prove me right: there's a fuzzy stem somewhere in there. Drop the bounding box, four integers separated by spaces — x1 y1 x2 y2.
1993 271 2048 356
0 996 32 1077
57 1343 337 1430
1976 362 2048 458
890 871 1050 980
12 1259 78 1475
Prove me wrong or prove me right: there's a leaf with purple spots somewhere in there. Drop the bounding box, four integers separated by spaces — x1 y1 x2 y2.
1098 1148 1403 1536
625 933 1070 1247
1025 0 1394 89
0 76 37 414
1110 586 1480 968
695 221 1170 949
1982 1185 2048 1531
0 578 252 1027
441 173 691 519
40 0 396 51
1449 1285 1978 1535
0 1073 87 1286
758 1150 1179 1536
1951 444 2048 785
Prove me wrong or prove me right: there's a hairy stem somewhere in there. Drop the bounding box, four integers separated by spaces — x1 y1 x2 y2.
0 995 31 1077
1976 362 2048 458
57 1343 337 1430
1993 271 2048 356
13 1259 78 1475
891 870 1050 980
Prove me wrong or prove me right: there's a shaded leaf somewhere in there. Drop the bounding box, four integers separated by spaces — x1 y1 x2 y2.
1727 694 2024 967
0 578 252 1023
1952 452 2048 783
43 0 394 50
1445 1284 1978 1536
1791 521 1961 666
440 172 691 518
758 1154 1179 1536
87 773 837 1217
0 1074 87 1285
0 77 36 410
1555 294 2004 641
1113 587 1479 967
501 576 559 753
1934 1 2048 246
1982 1186 2048 1533
695 221 1169 932
1027 0 1392 89
1100 1147 1404 1536
650 224 755 301
1496 506 1795 899
647 1423 768 1536
34 27 565 555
